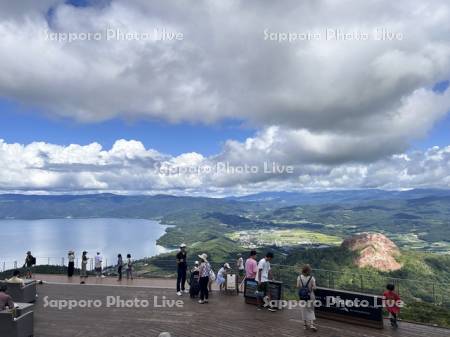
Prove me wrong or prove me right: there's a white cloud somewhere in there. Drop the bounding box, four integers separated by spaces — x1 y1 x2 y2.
1 138 450 195
1 0 450 192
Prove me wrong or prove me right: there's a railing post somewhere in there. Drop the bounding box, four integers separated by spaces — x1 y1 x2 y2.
62 257 65 266
2 262 5 272
48 257 50 265
14 261 17 269
360 274 364 292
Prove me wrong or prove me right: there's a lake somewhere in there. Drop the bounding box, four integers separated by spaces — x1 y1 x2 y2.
0 218 170 268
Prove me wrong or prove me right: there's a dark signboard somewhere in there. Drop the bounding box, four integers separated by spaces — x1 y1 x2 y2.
268 281 283 301
244 279 283 305
314 287 384 329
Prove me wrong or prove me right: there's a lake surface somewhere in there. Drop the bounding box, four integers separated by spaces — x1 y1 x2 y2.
0 218 170 267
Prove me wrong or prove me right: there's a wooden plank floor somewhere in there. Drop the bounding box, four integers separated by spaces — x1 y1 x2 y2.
32 283 450 337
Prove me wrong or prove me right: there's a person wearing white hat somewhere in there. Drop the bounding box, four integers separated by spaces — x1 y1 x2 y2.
67 250 75 277
176 243 188 296
197 253 211 304
216 263 231 291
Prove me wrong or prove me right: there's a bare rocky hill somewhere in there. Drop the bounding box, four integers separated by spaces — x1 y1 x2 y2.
341 232 402 271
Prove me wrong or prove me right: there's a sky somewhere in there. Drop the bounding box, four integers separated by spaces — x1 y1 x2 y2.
0 0 450 195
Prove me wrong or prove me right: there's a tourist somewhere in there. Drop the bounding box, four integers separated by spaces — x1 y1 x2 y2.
208 267 215 293
297 264 317 331
23 251 35 279
176 243 188 296
67 250 75 277
126 254 133 280
216 263 231 291
95 252 103 278
80 251 88 284
245 250 258 281
0 285 15 311
7 270 25 286
188 261 200 298
236 253 244 292
256 252 275 312
117 254 123 281
384 283 401 328
197 253 211 304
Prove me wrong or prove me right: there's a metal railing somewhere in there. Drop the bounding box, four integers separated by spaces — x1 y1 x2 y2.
1 257 449 306
0 257 112 273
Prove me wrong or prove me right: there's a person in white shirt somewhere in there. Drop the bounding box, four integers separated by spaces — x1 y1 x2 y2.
256 252 275 312
95 252 103 278
216 263 230 291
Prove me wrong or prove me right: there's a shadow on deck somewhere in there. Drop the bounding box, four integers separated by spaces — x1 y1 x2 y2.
32 275 449 337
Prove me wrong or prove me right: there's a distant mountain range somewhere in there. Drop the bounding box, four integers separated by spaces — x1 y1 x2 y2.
1 188 450 219
228 188 450 205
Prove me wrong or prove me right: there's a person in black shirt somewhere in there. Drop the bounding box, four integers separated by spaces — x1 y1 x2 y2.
176 243 188 295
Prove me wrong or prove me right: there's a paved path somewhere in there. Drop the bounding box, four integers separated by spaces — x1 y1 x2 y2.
32 281 450 337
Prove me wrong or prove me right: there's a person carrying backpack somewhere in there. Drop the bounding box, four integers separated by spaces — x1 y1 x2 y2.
24 251 36 279
296 264 317 332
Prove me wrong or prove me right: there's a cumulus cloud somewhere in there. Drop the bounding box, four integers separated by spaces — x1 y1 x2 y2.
1 0 450 193
0 0 450 166
1 139 450 195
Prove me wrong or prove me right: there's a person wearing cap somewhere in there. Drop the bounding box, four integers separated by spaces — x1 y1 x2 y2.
23 251 35 279
176 243 188 296
216 263 231 291
68 250 75 277
197 253 211 304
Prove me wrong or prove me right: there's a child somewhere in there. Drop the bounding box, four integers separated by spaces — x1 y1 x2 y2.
383 284 401 328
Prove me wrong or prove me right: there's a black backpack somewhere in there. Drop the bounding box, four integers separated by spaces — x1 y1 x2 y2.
31 256 36 265
298 276 312 301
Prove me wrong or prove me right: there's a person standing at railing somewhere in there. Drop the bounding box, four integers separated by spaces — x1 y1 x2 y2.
256 252 276 312
176 243 188 296
117 254 123 281
245 250 258 281
23 251 35 279
68 250 75 277
80 251 88 284
383 283 401 328
236 253 244 293
126 254 133 280
95 252 103 278
240 250 258 292
297 264 317 332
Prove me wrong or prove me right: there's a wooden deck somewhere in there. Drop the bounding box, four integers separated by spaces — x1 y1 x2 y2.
30 277 450 337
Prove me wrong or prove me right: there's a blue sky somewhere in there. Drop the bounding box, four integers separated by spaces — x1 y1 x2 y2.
0 98 255 156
